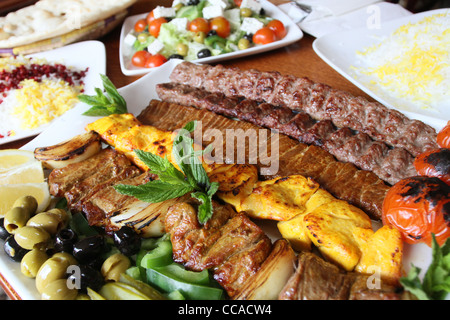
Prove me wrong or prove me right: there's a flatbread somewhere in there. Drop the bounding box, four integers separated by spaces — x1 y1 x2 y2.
0 0 138 48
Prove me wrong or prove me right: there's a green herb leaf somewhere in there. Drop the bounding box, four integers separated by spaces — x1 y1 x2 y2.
114 181 194 203
400 234 450 300
114 121 220 224
79 74 127 116
191 191 213 224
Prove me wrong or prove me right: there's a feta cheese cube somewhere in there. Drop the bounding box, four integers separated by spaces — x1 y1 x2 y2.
153 6 176 18
207 0 229 9
169 17 188 33
240 17 264 34
124 33 137 47
240 0 262 14
147 39 164 55
202 5 224 19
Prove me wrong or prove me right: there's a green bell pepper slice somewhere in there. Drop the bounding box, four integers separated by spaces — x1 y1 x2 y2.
140 240 173 269
146 266 224 300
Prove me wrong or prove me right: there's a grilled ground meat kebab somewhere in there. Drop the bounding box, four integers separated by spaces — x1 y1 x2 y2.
156 82 416 185
138 99 390 221
169 62 438 157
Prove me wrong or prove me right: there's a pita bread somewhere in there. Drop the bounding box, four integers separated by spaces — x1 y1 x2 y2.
0 0 137 48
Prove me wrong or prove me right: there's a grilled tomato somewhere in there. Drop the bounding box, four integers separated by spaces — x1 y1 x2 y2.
437 122 450 148
414 148 450 185
382 176 450 246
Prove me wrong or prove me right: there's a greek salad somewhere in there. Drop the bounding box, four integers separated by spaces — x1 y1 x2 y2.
123 0 288 69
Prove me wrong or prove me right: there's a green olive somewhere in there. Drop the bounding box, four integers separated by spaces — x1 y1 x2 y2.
52 252 78 266
238 38 250 50
76 293 91 300
20 249 48 278
35 252 78 294
173 3 183 11
14 226 50 250
13 196 38 215
101 253 131 282
194 31 206 43
46 208 69 226
41 279 78 300
4 207 31 234
240 7 253 17
176 43 189 56
26 212 64 235
137 32 149 44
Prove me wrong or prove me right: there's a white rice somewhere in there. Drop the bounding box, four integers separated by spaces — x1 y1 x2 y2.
352 11 450 113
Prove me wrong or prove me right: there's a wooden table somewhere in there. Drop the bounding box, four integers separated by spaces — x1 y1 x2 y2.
0 0 373 151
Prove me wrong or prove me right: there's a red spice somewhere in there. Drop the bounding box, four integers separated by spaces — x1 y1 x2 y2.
0 63 88 98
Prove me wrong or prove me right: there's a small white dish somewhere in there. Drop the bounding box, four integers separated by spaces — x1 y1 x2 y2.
119 0 303 76
0 41 106 145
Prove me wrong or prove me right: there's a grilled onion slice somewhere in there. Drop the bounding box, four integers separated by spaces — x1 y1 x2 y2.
234 239 297 300
34 131 102 169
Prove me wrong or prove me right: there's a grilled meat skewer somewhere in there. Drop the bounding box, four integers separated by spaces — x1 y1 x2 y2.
155 82 417 185
169 62 438 157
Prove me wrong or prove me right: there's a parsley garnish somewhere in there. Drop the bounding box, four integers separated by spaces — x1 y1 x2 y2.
78 74 127 116
400 234 450 300
114 121 219 224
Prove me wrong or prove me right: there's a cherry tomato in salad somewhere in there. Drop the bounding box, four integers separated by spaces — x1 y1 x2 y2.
209 16 231 38
188 17 210 34
148 17 167 38
234 0 242 6
414 148 450 185
437 121 450 148
131 50 151 67
382 176 450 246
144 53 167 68
146 10 155 25
267 19 287 40
253 27 277 45
134 19 147 33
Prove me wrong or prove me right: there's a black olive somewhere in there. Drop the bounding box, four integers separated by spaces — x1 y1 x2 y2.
68 265 104 293
243 33 254 43
197 48 212 59
54 228 78 253
113 226 141 256
85 255 105 271
207 30 217 37
168 54 184 60
72 235 108 264
0 218 10 241
4 235 28 262
259 8 266 15
187 0 199 5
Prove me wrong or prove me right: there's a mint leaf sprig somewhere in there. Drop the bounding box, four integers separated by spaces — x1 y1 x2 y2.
114 121 219 224
78 74 127 116
400 234 450 300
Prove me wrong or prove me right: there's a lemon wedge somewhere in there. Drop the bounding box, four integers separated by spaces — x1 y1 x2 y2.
0 149 36 173
0 183 50 217
0 161 45 185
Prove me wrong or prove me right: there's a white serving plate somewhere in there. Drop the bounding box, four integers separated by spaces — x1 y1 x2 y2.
0 59 437 299
313 8 450 131
0 41 107 146
119 0 303 76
